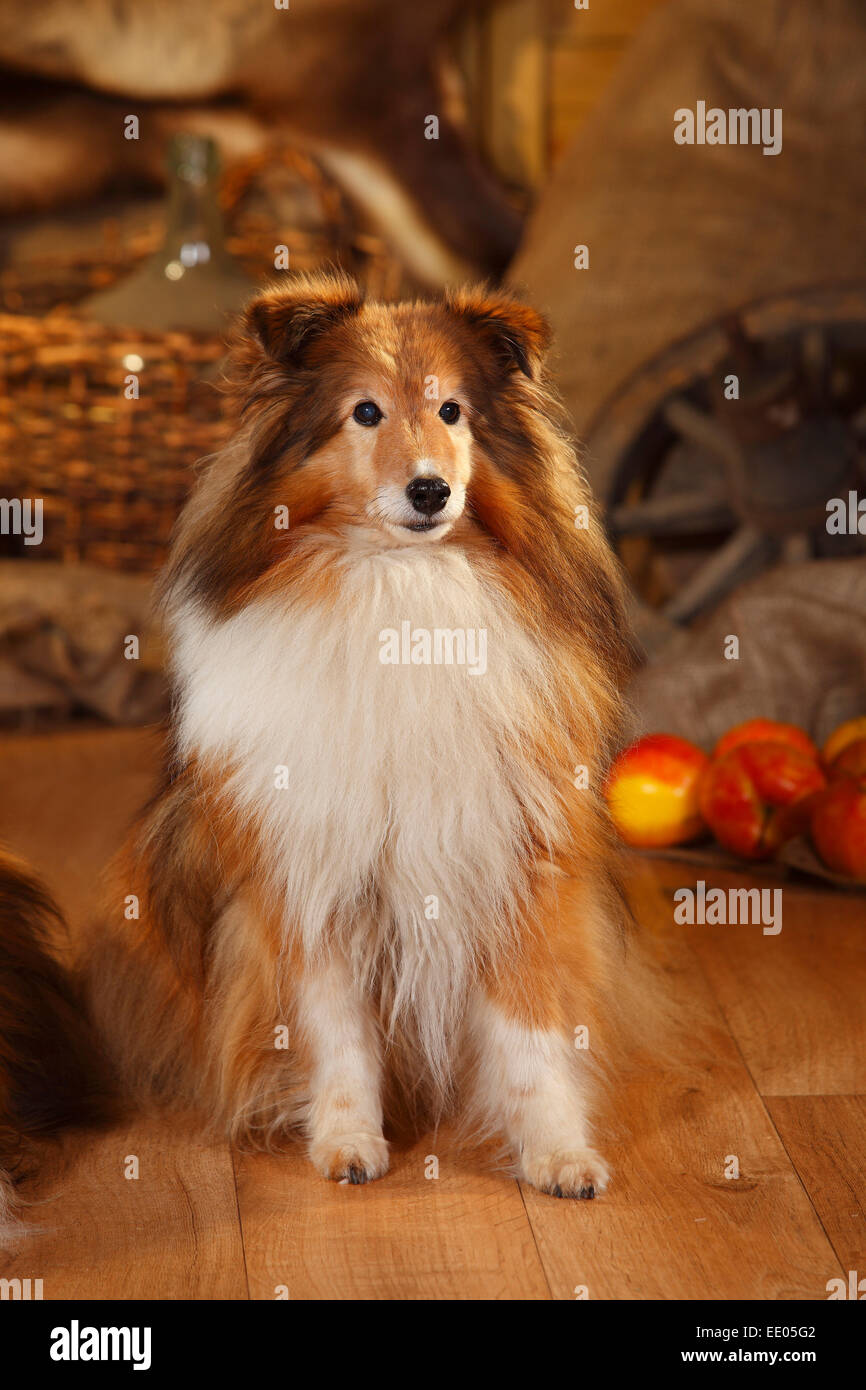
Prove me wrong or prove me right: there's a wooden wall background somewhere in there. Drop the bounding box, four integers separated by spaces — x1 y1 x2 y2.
461 0 670 188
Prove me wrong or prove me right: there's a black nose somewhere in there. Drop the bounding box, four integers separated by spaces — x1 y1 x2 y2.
406 476 451 515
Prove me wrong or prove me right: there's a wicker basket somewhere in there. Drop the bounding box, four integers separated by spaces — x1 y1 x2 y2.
0 314 230 571
0 145 405 573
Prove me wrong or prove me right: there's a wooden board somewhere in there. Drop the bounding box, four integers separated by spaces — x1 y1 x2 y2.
766 1095 866 1278
460 0 670 184
547 0 668 43
234 1132 549 1301
670 867 866 1097
1 1119 246 1301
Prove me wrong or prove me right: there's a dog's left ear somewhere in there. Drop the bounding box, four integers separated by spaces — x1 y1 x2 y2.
243 272 364 366
446 287 551 379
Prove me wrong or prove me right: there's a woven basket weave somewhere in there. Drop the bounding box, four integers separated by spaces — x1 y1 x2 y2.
0 145 404 573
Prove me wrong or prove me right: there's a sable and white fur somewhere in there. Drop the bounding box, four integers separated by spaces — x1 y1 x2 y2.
0 852 111 1242
87 273 635 1196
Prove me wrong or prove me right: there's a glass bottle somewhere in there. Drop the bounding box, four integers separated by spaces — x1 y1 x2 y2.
84 133 255 333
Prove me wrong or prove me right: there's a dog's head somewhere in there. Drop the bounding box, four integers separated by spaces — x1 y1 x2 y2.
232 271 551 546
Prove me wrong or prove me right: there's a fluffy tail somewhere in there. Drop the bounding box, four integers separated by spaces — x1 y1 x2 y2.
0 851 113 1242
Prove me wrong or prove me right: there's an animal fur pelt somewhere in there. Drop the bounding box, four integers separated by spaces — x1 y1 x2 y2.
0 851 112 1242
0 0 522 285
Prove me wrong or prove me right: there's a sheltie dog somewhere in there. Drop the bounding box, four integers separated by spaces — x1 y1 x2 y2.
88 272 635 1198
0 852 110 1239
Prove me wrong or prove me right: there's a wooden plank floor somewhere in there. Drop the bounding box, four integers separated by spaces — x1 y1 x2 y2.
0 728 863 1300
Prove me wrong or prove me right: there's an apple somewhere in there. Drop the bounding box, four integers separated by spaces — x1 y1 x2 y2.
698 741 826 860
821 716 866 769
810 777 866 880
713 718 818 762
826 737 866 781
605 734 709 848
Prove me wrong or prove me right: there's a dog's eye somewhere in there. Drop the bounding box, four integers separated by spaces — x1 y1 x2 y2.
353 400 383 427
439 401 460 424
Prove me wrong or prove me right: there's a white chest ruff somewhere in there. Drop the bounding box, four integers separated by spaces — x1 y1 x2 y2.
171 547 566 1058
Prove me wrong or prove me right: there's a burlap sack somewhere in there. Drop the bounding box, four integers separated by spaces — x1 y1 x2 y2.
627 558 866 747
0 562 166 724
509 0 866 438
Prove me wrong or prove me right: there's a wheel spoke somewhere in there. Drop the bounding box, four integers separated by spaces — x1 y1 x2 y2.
663 396 744 469
661 525 775 623
609 491 736 537
800 327 829 406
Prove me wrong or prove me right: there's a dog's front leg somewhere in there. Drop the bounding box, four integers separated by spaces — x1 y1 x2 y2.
295 956 389 1185
468 891 610 1199
470 988 609 1199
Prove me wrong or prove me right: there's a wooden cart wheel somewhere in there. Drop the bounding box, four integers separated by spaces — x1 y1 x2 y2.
584 284 866 634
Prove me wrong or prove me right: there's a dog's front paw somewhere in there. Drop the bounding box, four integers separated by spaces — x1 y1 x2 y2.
309 1131 390 1185
520 1145 610 1200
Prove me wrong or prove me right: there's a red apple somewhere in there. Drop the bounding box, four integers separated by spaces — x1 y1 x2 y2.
713 718 818 763
822 716 866 768
826 737 866 782
698 741 826 860
810 777 866 880
605 734 709 848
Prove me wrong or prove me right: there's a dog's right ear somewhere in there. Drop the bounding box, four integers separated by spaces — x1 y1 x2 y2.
446 286 551 381
243 272 364 366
